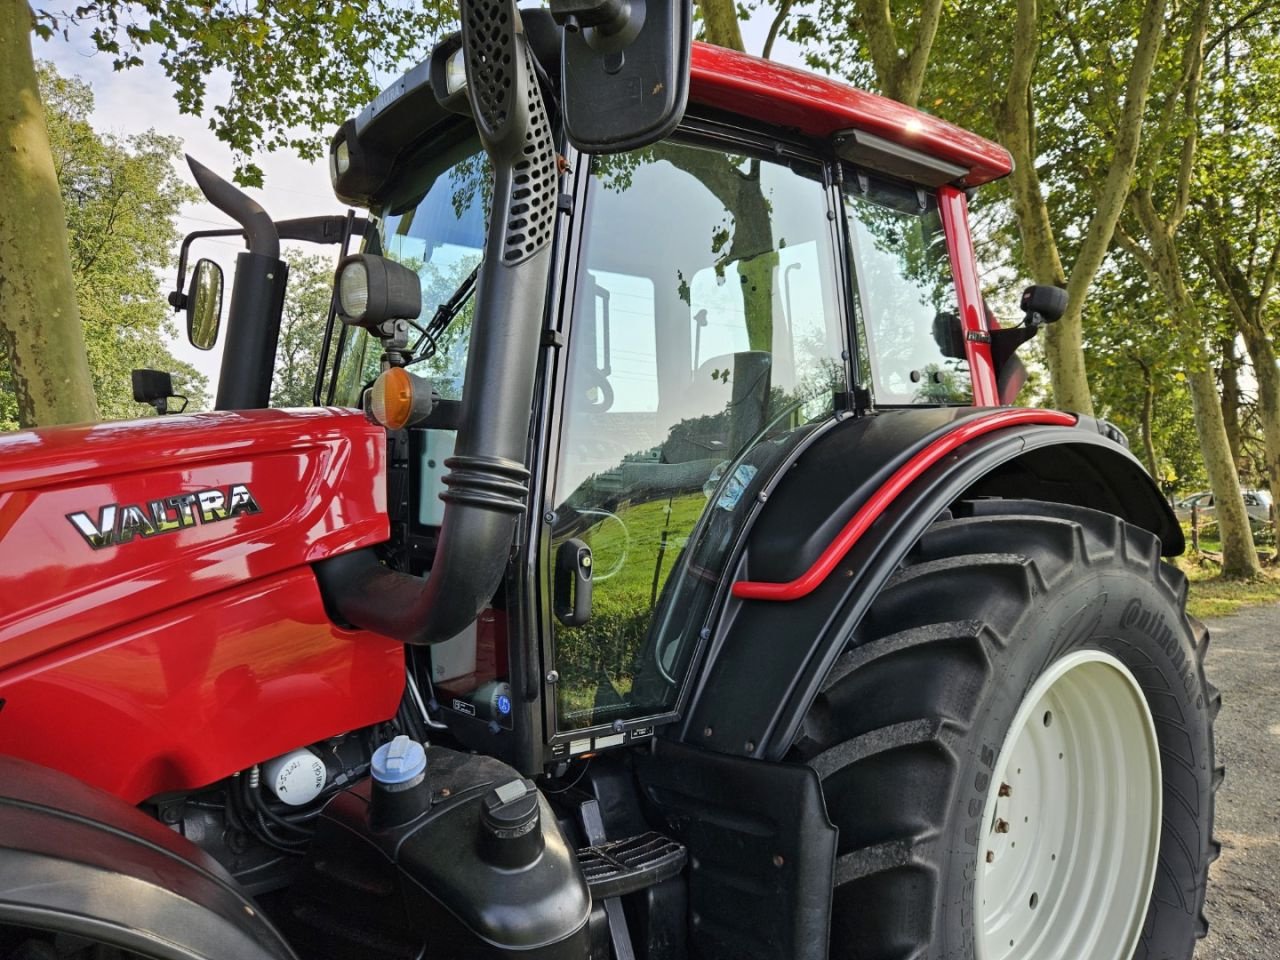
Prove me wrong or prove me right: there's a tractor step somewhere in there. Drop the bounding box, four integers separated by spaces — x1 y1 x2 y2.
576 831 687 899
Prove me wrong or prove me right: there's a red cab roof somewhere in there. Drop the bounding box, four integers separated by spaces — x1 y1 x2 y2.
688 43 1012 188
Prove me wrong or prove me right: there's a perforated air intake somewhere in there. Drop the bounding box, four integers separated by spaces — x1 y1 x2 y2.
503 50 556 264
464 1 513 135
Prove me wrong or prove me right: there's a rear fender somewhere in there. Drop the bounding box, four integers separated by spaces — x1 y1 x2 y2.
677 407 1180 762
0 756 296 960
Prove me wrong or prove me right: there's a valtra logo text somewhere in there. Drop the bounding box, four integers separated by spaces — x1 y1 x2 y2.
66 484 262 549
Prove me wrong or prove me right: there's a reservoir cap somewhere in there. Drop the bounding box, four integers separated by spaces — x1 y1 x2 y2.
372 735 427 786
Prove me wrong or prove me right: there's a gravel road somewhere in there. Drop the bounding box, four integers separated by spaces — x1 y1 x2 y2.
1195 602 1280 958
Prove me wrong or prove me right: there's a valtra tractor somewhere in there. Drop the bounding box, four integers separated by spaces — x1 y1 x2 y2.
0 3 1219 959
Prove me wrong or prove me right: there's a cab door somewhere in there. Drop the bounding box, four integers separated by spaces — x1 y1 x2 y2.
539 127 853 752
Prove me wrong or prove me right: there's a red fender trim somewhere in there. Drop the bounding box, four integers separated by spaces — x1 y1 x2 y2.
731 409 1079 601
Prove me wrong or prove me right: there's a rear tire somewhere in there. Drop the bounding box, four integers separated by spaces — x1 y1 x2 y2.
792 500 1220 960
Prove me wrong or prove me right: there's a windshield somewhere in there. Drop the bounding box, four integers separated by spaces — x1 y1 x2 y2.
331 130 488 406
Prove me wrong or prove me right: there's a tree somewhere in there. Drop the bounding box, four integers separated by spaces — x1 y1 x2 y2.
271 254 334 407
1 61 208 430
0 0 99 428
2 0 451 428
790 0 1176 416
1115 0 1262 577
1190 21 1280 531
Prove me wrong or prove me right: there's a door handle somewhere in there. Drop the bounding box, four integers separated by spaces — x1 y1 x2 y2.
554 538 593 627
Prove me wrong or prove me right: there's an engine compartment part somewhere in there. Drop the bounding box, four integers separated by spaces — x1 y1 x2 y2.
277 745 591 959
262 749 328 807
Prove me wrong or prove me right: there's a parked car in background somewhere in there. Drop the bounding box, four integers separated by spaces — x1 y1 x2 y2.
1175 489 1274 524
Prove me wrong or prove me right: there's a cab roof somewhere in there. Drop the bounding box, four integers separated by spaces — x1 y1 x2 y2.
687 43 1012 188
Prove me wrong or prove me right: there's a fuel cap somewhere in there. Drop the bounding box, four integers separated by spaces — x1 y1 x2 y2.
479 778 544 868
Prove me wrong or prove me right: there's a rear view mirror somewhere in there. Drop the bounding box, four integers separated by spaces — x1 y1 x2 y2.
187 258 224 350
553 0 693 152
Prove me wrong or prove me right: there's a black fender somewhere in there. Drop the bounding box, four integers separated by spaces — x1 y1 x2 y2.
677 406 1180 762
0 756 296 960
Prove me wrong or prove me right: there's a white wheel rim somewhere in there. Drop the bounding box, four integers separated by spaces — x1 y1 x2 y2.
974 649 1161 960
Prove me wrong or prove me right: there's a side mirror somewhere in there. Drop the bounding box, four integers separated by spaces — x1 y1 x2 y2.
186 259 224 350
1020 285 1067 326
552 0 693 152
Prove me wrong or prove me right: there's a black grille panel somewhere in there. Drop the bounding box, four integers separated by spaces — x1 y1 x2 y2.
504 50 555 264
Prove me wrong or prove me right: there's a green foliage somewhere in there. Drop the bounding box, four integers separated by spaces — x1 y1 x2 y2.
33 2 455 185
1 63 208 430
271 253 334 407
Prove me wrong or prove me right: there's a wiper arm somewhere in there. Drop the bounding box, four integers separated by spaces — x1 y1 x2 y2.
409 263 480 364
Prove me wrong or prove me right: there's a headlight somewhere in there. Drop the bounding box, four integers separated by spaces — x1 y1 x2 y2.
445 46 467 95
338 260 369 318
336 254 423 329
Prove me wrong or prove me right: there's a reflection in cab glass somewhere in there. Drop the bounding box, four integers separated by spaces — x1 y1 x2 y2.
843 180 970 405
551 140 848 731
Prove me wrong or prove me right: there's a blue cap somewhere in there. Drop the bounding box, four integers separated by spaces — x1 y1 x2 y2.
371 735 427 785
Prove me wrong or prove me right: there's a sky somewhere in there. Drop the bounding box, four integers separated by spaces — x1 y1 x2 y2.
38 13 808 394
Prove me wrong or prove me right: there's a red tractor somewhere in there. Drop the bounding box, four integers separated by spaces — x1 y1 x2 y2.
0 3 1217 959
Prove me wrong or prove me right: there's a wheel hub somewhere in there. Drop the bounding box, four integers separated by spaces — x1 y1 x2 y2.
974 649 1161 960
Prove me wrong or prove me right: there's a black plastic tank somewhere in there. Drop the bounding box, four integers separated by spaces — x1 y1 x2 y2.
280 744 592 960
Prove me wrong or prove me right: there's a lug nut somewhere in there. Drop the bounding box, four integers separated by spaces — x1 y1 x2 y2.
995 819 1010 834
998 782 1012 797
986 850 995 863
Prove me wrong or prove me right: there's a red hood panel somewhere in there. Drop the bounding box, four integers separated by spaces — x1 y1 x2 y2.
0 408 389 670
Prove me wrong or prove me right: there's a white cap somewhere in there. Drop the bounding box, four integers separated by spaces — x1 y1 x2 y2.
261 748 327 806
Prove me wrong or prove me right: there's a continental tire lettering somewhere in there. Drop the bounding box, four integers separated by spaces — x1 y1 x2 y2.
66 484 262 549
1121 598 1197 697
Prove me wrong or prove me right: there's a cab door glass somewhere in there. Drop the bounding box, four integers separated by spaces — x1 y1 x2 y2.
844 180 970 404
549 139 846 732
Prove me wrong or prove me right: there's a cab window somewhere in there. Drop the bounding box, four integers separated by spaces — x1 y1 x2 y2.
844 179 969 405
549 138 846 732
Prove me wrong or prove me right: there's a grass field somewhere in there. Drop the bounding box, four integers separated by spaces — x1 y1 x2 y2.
1178 554 1280 619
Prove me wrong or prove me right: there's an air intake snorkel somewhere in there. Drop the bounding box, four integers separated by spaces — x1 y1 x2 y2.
315 0 691 647
314 0 559 645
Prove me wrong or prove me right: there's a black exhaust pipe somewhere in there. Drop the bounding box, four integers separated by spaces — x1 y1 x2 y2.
187 156 289 411
314 0 558 646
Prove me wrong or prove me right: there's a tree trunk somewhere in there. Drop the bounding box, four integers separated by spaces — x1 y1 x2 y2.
1140 372 1159 479
1141 225 1261 576
1238 323 1280 538
995 0 1166 416
1219 337 1244 468
0 0 98 428
849 0 943 107
695 0 745 51
1186 362 1261 576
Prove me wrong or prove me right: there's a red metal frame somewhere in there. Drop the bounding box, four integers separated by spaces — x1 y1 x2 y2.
688 44 1013 187
0 409 404 801
938 186 1000 406
731 409 1079 602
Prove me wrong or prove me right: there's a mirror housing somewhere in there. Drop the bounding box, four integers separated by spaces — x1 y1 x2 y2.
1020 284 1068 326
131 368 187 415
553 0 693 152
186 258 223 350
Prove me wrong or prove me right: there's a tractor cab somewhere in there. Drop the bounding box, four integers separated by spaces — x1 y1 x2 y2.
295 13 1022 767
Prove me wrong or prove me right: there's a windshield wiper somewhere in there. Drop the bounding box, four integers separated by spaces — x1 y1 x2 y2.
408 263 480 365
